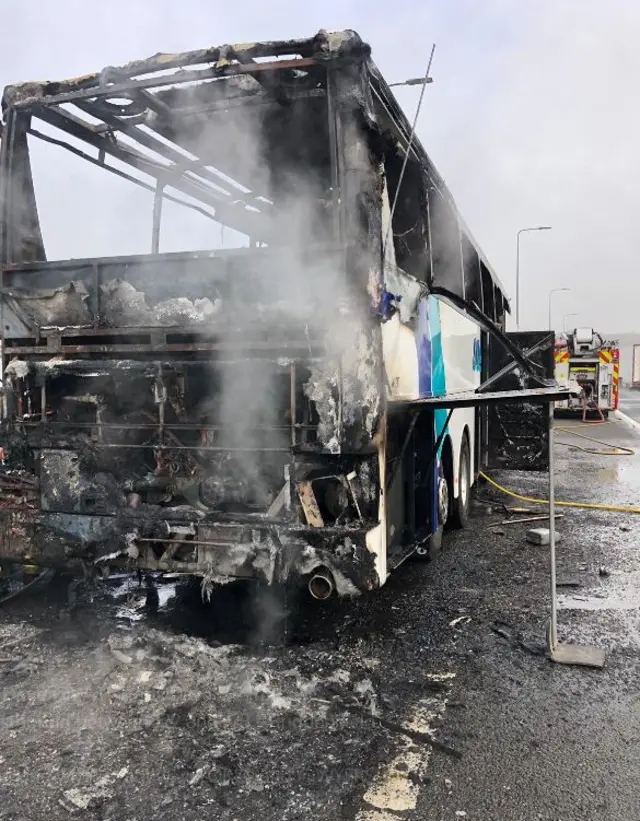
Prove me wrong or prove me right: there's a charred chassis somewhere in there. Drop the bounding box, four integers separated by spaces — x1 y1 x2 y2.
0 30 514 592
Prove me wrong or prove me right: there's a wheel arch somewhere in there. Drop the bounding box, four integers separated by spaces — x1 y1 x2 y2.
461 423 471 453
440 433 454 493
461 422 474 489
444 424 471 501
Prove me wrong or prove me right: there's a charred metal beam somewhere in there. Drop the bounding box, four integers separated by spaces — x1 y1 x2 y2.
289 362 297 447
98 39 319 85
476 333 552 394
325 68 342 240
130 87 174 120
6 339 319 355
9 58 317 110
72 443 292 453
22 421 319 433
151 181 164 254
391 386 579 409
225 46 313 108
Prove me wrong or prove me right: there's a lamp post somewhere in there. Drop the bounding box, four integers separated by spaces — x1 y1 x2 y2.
548 287 570 331
516 226 552 328
562 312 579 333
388 76 434 88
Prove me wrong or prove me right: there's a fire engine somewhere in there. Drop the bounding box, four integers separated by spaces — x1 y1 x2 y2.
554 328 619 418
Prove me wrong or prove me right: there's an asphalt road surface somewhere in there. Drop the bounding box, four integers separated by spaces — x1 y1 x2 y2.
0 417 639 820
619 385 640 424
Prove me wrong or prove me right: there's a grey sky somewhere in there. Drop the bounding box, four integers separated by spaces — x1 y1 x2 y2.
2 0 639 332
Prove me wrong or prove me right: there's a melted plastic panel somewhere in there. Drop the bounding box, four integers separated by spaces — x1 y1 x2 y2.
486 331 554 471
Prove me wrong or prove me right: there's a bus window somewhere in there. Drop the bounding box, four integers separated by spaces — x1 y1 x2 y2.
427 185 464 299
462 234 482 308
383 150 430 281
480 262 496 321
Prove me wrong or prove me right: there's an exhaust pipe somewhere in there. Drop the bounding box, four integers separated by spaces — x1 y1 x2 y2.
308 568 335 600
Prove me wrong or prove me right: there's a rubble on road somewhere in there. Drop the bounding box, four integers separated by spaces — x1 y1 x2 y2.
526 527 562 546
0 614 411 820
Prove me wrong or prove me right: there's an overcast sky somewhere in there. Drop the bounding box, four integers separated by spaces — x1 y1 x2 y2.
2 0 639 333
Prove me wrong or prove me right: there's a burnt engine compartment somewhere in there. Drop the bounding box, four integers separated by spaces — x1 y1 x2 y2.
5 357 377 522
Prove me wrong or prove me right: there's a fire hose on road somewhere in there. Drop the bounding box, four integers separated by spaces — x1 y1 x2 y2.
480 423 640 515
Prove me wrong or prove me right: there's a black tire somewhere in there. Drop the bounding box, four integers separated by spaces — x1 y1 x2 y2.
449 436 471 529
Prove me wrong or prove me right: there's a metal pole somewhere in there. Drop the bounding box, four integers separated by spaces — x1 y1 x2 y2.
151 182 164 254
516 231 521 328
548 400 558 649
548 287 570 331
515 226 552 329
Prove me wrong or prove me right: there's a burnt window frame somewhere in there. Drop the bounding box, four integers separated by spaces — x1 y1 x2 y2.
0 56 336 267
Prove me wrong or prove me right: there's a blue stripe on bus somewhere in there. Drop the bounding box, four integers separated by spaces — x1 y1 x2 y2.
415 296 449 534
416 298 432 396
428 295 448 451
429 296 448 530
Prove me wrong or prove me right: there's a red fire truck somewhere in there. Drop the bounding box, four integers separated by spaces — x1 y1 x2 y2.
554 328 619 418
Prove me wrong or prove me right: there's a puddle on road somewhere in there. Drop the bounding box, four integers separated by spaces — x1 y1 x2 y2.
596 466 619 482
558 592 640 612
558 565 640 613
558 565 640 611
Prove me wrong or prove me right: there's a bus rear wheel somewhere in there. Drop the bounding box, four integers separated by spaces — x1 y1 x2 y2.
449 436 471 529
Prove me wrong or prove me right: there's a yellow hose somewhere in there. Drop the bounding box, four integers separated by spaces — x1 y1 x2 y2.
478 423 639 514
479 472 640 515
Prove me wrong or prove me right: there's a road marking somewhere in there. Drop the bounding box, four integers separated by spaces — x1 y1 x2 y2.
355 672 455 819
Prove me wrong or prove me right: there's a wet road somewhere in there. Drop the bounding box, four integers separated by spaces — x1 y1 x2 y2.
417 416 640 820
619 385 640 423
0 417 639 820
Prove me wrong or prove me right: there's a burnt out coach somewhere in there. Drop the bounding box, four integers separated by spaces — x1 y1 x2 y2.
0 30 571 596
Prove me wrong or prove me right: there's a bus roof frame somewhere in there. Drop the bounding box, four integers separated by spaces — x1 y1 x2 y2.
1 29 510 315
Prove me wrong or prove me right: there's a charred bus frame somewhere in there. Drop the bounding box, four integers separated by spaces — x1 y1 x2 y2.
0 30 574 595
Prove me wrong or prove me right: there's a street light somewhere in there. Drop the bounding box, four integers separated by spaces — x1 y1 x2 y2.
562 312 579 332
388 76 434 87
516 226 552 328
548 287 570 331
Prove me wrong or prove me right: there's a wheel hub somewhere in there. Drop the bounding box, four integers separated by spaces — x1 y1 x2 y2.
460 459 468 506
438 476 449 526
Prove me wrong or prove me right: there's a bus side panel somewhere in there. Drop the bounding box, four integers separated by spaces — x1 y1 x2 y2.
437 299 482 495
